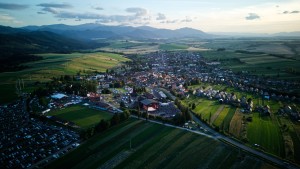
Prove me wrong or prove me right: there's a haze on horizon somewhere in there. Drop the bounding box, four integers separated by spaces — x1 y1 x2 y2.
0 0 299 34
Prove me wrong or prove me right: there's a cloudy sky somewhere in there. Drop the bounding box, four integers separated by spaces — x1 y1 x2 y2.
0 0 299 33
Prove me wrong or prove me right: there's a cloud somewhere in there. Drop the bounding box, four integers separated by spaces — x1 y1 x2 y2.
42 7 151 25
42 7 59 14
94 7 103 10
283 10 299 14
181 17 192 22
0 13 21 24
125 7 147 17
37 11 46 14
161 20 178 24
37 3 72 9
156 13 166 20
245 13 260 20
0 3 28 10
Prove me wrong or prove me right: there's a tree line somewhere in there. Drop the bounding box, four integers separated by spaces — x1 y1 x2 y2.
80 110 130 140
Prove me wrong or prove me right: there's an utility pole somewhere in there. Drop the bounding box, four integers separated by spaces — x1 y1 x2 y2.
130 138 132 150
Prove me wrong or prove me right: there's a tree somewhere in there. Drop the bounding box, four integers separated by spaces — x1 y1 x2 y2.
192 103 196 110
95 120 110 133
110 113 120 126
137 106 141 119
120 101 125 108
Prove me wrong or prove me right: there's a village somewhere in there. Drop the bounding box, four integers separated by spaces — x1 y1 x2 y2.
1 50 300 168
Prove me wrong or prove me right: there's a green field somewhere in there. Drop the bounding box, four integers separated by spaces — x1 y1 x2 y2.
45 119 278 169
159 44 189 50
247 113 285 157
0 52 129 103
200 38 300 81
48 105 113 128
183 96 221 122
213 106 231 127
185 82 300 162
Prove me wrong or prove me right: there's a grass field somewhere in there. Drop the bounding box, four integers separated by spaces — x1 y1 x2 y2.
183 96 221 122
213 105 230 127
229 108 244 139
247 113 285 158
0 52 129 104
159 44 189 50
200 38 300 81
45 118 278 169
47 105 113 128
186 82 300 162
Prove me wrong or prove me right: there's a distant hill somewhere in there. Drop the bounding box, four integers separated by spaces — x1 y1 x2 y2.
273 31 300 37
22 24 213 40
0 25 108 72
210 31 300 38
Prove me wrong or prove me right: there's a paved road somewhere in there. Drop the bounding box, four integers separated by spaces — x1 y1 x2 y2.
189 113 300 169
131 115 300 169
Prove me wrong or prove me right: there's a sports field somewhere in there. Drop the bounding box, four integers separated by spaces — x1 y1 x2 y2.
0 52 129 103
48 105 113 128
45 119 278 169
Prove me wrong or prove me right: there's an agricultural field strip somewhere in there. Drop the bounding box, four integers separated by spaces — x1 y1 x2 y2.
229 108 243 138
222 107 237 131
87 123 166 169
213 106 230 127
0 52 129 103
72 122 151 169
211 105 225 125
45 119 141 169
48 119 288 168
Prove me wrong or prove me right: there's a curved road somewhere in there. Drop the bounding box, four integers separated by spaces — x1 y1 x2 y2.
131 115 300 169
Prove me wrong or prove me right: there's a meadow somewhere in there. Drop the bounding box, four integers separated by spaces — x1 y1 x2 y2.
159 43 189 50
200 38 300 81
0 52 129 103
47 105 113 129
45 119 278 169
185 82 300 164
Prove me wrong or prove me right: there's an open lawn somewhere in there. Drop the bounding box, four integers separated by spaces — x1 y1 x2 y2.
0 52 129 104
247 113 285 158
45 118 278 169
48 105 113 128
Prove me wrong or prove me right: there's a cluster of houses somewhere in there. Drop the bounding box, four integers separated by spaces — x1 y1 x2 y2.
0 100 79 169
122 51 300 103
116 51 299 118
196 88 254 113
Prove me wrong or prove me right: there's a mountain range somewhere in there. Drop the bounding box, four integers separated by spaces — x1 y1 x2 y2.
21 23 213 40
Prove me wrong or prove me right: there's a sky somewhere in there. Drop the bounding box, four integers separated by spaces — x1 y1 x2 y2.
0 0 299 33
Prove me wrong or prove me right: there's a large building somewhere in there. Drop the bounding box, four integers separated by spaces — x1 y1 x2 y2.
140 99 159 112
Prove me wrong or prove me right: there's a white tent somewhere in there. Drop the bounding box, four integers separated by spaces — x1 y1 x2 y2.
51 93 67 99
